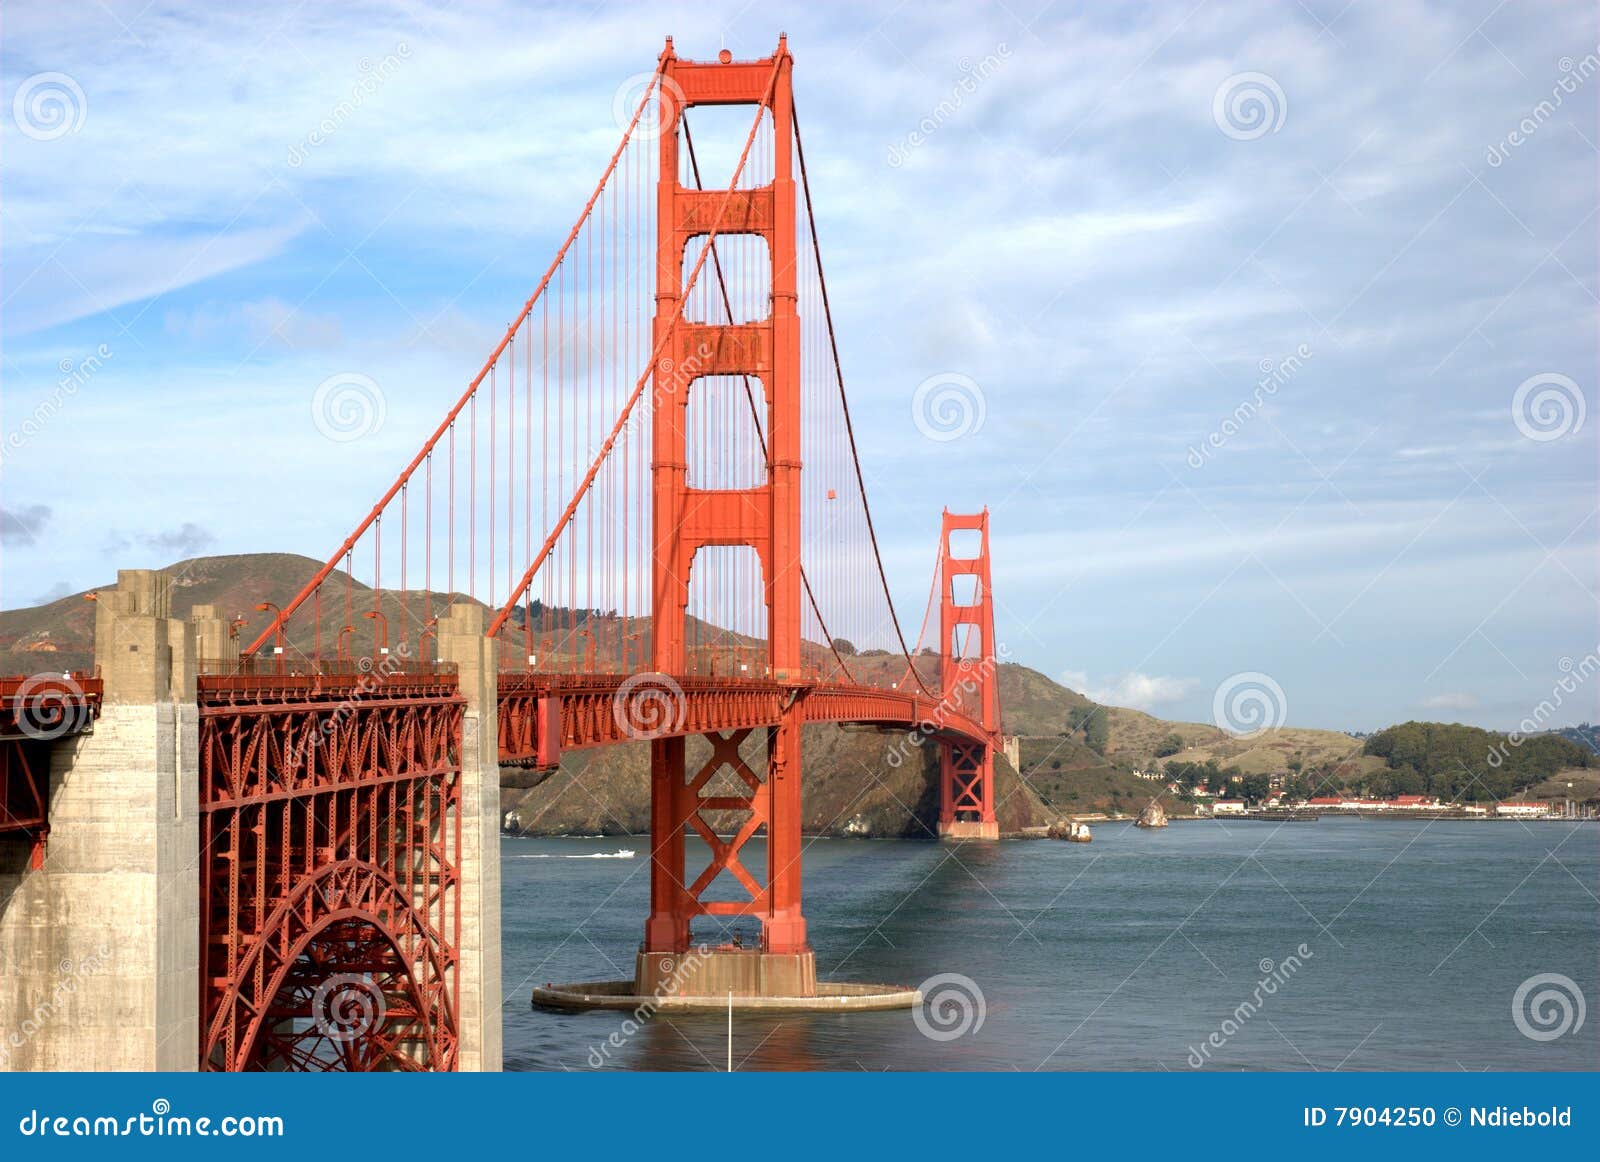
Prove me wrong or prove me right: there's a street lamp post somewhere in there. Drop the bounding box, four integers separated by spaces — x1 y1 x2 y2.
254 602 285 669
363 609 389 658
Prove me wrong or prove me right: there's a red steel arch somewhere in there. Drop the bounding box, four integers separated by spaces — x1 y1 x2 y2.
197 667 463 1072
202 862 457 1072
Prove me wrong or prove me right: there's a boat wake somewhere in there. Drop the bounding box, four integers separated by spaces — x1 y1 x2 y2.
517 849 636 860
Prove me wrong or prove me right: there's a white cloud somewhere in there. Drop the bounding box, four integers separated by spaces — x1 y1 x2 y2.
1060 669 1199 712
1421 692 1480 713
5 221 309 336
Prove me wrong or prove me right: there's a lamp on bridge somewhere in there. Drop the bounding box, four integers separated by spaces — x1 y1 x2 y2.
418 616 438 665
336 624 355 662
253 602 286 660
363 609 389 657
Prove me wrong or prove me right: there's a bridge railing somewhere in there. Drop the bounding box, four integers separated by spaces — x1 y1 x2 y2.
196 657 459 705
0 669 104 740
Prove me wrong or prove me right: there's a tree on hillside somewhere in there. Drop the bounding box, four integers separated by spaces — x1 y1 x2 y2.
1062 706 1109 754
1083 713 1109 755
1155 733 1184 758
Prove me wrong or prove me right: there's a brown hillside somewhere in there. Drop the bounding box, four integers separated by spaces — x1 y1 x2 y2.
2 553 1371 834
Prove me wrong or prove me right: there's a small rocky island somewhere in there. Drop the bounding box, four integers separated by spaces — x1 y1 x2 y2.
1047 819 1092 842
1135 802 1169 829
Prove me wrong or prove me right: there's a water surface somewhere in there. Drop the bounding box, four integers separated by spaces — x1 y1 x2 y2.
500 818 1599 1071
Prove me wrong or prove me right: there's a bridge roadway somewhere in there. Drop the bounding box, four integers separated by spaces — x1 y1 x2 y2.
186 664 990 768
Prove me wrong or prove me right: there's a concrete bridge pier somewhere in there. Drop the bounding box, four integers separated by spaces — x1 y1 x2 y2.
437 604 503 1071
0 569 201 1071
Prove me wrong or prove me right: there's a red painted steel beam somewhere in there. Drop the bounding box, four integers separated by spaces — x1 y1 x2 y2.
494 673 989 766
198 678 463 1072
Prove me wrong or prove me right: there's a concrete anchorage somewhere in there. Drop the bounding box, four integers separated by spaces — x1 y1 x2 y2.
0 570 200 1071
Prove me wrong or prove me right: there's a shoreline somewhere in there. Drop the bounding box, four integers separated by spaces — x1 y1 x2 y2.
500 813 1598 843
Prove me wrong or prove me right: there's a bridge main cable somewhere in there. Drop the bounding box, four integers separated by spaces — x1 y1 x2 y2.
242 63 672 659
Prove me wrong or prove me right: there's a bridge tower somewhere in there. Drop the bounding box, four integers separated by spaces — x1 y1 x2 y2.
937 510 1000 840
641 37 814 996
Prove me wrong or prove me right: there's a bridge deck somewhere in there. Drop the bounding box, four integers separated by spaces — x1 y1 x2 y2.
185 663 986 768
495 671 987 766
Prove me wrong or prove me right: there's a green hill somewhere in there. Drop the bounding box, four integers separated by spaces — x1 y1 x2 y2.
1362 720 1594 802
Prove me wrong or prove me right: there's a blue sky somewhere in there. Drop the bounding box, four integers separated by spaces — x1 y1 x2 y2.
1 0 1594 733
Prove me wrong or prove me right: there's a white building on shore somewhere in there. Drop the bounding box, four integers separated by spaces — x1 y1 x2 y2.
1495 801 1551 818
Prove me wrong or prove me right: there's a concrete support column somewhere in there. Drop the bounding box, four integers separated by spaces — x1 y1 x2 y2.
188 604 238 671
1003 735 1021 772
436 605 502 1072
0 569 199 1071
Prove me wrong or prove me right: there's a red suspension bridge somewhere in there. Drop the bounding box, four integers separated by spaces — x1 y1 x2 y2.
0 37 1000 1072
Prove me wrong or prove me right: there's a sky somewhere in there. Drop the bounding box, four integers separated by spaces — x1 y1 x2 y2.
0 0 1595 733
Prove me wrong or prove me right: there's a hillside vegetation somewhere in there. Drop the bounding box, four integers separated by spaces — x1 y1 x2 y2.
1362 720 1593 801
0 553 1056 837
